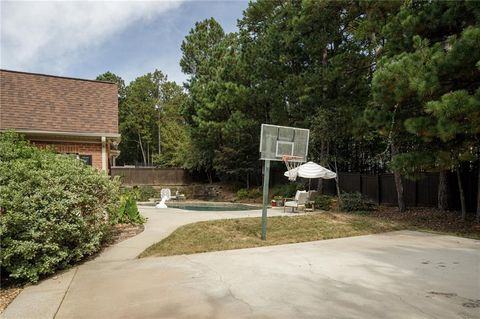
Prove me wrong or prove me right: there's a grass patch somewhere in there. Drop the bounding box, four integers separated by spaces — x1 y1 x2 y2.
139 213 403 258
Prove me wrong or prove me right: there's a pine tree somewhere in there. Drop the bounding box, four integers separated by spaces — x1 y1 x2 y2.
367 1 480 214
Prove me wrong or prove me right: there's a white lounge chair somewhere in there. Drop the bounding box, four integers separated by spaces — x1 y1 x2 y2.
284 190 309 213
168 189 186 201
174 190 186 201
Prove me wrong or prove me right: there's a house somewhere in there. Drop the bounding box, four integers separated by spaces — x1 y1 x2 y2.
0 69 120 173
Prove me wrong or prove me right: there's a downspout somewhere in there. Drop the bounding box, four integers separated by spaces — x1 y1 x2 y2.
101 136 107 172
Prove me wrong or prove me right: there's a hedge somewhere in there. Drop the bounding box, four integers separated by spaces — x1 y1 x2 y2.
0 132 120 283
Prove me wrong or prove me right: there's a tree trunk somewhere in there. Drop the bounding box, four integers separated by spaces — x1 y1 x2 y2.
246 172 250 190
138 133 147 166
393 172 406 212
317 179 323 193
391 143 406 212
317 140 325 193
456 167 467 220
319 42 328 192
335 176 341 203
207 171 213 184
147 142 150 166
438 170 448 211
476 165 480 223
334 157 341 209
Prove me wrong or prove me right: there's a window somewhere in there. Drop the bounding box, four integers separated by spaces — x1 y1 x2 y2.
64 153 92 166
79 155 92 166
65 153 79 159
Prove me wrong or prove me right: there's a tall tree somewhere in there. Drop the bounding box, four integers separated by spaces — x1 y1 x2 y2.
180 18 227 182
120 70 188 166
238 0 387 193
180 18 225 80
181 19 262 185
152 81 190 167
424 89 480 220
366 0 480 213
96 72 130 164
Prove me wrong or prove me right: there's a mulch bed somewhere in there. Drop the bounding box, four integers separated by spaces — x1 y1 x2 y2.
0 223 144 314
371 207 480 239
0 288 22 314
106 223 145 246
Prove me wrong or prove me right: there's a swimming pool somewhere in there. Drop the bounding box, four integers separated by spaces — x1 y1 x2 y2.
145 202 262 211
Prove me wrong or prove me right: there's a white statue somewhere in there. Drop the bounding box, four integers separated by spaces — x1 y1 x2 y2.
155 188 171 209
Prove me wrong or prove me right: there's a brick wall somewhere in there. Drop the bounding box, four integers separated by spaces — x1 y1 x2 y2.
33 141 103 171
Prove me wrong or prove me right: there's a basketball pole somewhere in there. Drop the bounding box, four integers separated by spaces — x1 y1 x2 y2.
261 160 270 240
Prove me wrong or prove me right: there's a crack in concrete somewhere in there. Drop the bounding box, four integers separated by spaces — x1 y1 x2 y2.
182 255 254 315
53 267 78 319
395 295 436 319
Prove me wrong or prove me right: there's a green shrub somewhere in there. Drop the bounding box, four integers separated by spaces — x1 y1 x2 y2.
339 192 376 212
235 188 262 200
313 195 334 211
271 182 305 198
111 191 145 224
0 132 120 284
247 188 262 198
132 185 157 201
235 188 249 199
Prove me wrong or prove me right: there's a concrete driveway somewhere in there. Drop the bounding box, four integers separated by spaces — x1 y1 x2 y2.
3 207 479 319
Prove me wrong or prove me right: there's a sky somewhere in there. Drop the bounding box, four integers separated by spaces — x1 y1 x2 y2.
0 0 249 85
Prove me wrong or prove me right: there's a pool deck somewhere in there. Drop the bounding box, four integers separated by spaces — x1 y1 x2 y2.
138 200 264 213
138 200 263 209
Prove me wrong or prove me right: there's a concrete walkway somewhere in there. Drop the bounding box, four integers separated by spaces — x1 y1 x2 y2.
3 207 479 319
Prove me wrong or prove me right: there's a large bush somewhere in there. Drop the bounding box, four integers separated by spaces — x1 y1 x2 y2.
339 192 376 212
271 182 305 198
235 187 262 200
313 195 334 211
132 185 157 202
0 132 120 283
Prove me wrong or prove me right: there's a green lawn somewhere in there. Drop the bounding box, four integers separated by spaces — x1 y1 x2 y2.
139 213 403 258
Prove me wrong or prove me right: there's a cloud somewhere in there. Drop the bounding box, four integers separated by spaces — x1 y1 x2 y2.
0 0 183 73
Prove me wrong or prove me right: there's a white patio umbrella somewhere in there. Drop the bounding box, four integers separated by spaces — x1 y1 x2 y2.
284 161 336 190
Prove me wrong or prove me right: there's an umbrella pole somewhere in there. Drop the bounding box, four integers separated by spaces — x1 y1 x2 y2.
308 179 311 191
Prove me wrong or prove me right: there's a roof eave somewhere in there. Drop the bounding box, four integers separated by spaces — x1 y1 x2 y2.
0 128 121 140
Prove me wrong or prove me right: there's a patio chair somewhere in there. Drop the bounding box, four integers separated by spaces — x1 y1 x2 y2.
284 190 309 213
175 190 186 201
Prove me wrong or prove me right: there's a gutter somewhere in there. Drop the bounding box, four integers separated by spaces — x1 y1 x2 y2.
0 128 121 140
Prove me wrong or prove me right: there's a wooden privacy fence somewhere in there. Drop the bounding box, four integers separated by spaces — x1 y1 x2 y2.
111 167 189 186
318 171 478 212
321 173 438 207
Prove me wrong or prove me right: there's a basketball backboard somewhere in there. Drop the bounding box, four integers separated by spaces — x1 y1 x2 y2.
259 124 309 162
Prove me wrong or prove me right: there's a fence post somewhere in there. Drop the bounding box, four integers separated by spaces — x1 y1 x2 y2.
415 179 418 207
377 174 382 205
359 174 363 194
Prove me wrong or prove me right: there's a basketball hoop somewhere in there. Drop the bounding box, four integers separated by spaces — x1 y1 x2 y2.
259 124 310 240
282 155 303 181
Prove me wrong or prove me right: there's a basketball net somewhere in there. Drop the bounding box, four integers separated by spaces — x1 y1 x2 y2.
282 155 303 181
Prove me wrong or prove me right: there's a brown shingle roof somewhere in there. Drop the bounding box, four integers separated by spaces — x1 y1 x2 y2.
0 69 118 135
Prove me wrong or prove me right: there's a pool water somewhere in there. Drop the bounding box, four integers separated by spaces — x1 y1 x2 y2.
150 202 262 211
